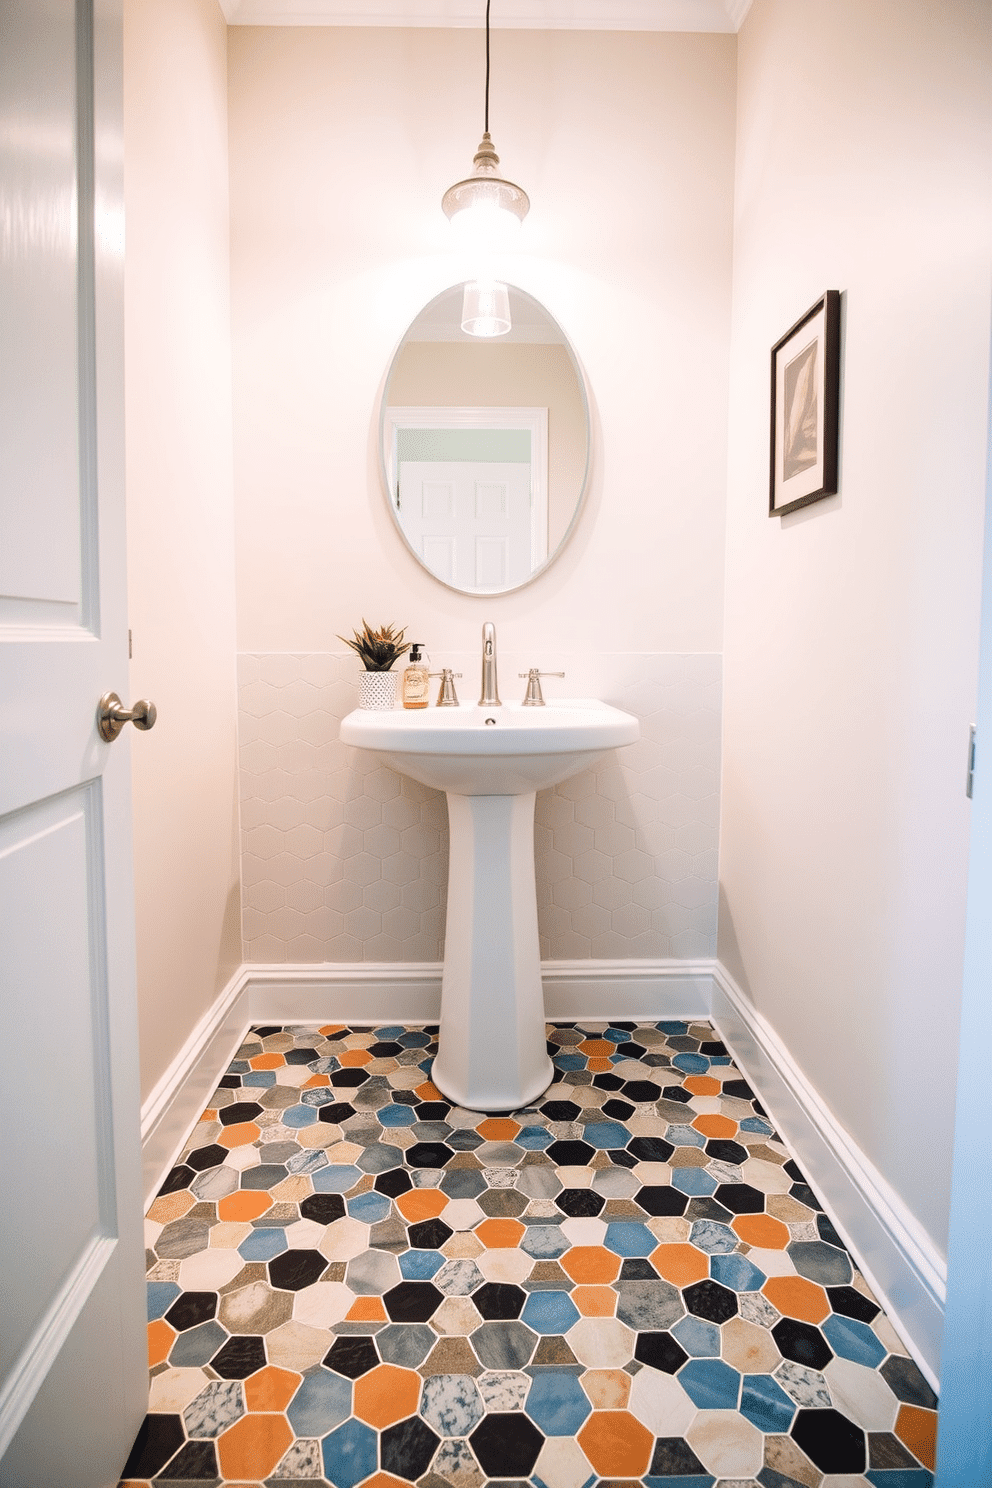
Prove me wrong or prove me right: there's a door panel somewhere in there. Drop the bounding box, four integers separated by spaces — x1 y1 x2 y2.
475 535 508 588
0 0 82 608
0 787 114 1384
0 1 146 1482
423 535 455 583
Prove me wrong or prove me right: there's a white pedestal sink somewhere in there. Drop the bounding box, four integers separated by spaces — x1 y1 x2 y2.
339 700 640 1111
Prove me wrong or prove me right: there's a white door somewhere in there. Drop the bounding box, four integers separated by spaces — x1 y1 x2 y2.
0 2 147 1484
398 459 535 590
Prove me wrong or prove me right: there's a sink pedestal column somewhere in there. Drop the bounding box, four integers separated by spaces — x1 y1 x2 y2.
430 790 554 1113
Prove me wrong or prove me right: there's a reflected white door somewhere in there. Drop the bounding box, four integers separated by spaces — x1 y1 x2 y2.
398 460 534 590
0 2 146 1484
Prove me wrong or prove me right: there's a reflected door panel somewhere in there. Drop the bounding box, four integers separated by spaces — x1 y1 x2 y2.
399 460 533 592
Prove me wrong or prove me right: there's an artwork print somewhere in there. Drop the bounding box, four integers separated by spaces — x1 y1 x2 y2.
782 338 818 480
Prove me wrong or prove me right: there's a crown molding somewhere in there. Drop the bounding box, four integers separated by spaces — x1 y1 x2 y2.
218 0 751 32
722 0 752 26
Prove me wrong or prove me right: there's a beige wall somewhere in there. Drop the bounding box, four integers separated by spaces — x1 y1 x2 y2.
719 0 992 1252
124 0 242 1101
228 26 735 655
389 340 586 551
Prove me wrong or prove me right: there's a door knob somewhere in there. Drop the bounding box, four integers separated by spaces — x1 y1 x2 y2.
97 691 158 742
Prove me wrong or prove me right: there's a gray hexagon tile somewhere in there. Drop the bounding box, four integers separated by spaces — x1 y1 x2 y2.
238 653 720 963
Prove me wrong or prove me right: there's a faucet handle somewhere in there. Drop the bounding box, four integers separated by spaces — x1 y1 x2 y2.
430 669 462 707
518 668 566 707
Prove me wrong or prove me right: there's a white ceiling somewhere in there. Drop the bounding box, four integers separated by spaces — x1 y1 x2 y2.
218 0 751 32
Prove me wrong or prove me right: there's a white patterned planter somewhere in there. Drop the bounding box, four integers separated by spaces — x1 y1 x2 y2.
359 670 398 710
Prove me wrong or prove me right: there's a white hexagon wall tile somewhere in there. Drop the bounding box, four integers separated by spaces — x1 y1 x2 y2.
238 653 721 963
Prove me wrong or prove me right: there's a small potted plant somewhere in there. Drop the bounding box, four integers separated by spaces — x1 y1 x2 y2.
339 620 410 710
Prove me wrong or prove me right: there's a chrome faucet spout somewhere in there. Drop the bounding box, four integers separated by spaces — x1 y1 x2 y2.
479 622 501 706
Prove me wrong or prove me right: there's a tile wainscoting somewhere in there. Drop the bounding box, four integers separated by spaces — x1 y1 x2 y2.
237 652 721 966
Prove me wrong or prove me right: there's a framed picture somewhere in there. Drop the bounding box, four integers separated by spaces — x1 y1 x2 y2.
769 290 840 517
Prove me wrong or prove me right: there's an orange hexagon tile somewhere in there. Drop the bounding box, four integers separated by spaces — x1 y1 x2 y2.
651 1243 709 1286
347 1296 388 1322
474 1218 525 1248
415 1080 442 1101
683 1074 721 1095
692 1113 738 1139
338 1049 372 1067
249 1053 284 1069
579 1039 614 1057
578 1410 653 1477
218 1415 293 1481
354 1364 422 1428
762 1275 830 1324
732 1213 790 1249
477 1118 521 1141
560 1246 622 1284
895 1403 937 1470
218 1121 261 1148
218 1190 272 1222
147 1319 174 1368
572 1285 618 1317
396 1188 449 1223
244 1366 301 1413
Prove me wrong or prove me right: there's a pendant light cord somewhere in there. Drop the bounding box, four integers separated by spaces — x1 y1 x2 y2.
484 0 491 134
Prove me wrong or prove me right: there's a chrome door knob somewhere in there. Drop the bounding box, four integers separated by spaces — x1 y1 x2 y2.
97 691 158 742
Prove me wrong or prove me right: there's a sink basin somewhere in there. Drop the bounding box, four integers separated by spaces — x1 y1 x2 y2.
339 697 639 1111
339 699 639 795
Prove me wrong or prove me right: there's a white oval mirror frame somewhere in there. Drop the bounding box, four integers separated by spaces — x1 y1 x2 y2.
379 284 591 597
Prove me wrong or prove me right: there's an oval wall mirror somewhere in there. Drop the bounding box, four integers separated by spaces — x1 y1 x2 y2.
379 284 590 596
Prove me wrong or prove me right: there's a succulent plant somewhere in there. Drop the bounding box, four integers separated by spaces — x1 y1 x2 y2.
339 619 410 672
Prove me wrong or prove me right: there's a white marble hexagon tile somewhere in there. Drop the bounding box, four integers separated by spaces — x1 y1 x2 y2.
237 652 721 964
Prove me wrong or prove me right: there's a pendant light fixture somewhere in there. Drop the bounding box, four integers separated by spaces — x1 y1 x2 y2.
442 0 530 250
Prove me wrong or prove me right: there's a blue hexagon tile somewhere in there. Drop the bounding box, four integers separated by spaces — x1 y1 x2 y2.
122 1019 937 1487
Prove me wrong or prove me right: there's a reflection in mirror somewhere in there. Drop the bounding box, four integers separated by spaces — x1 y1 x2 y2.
380 285 589 596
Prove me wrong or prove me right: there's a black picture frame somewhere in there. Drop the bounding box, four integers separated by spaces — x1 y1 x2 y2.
769 290 840 517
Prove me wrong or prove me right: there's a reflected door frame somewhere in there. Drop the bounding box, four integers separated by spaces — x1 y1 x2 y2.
384 406 549 577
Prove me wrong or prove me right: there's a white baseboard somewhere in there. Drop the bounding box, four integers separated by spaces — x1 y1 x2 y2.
244 957 713 1025
140 967 252 1211
710 962 945 1392
246 964 443 1025
541 959 712 1021
139 954 944 1389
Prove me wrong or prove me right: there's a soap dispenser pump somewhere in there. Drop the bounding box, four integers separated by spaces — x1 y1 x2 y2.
402 643 430 709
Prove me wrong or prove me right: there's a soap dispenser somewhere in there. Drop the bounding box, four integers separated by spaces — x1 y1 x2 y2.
402 643 430 709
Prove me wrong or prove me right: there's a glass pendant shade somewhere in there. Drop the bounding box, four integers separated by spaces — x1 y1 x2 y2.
442 133 529 248
461 280 511 338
